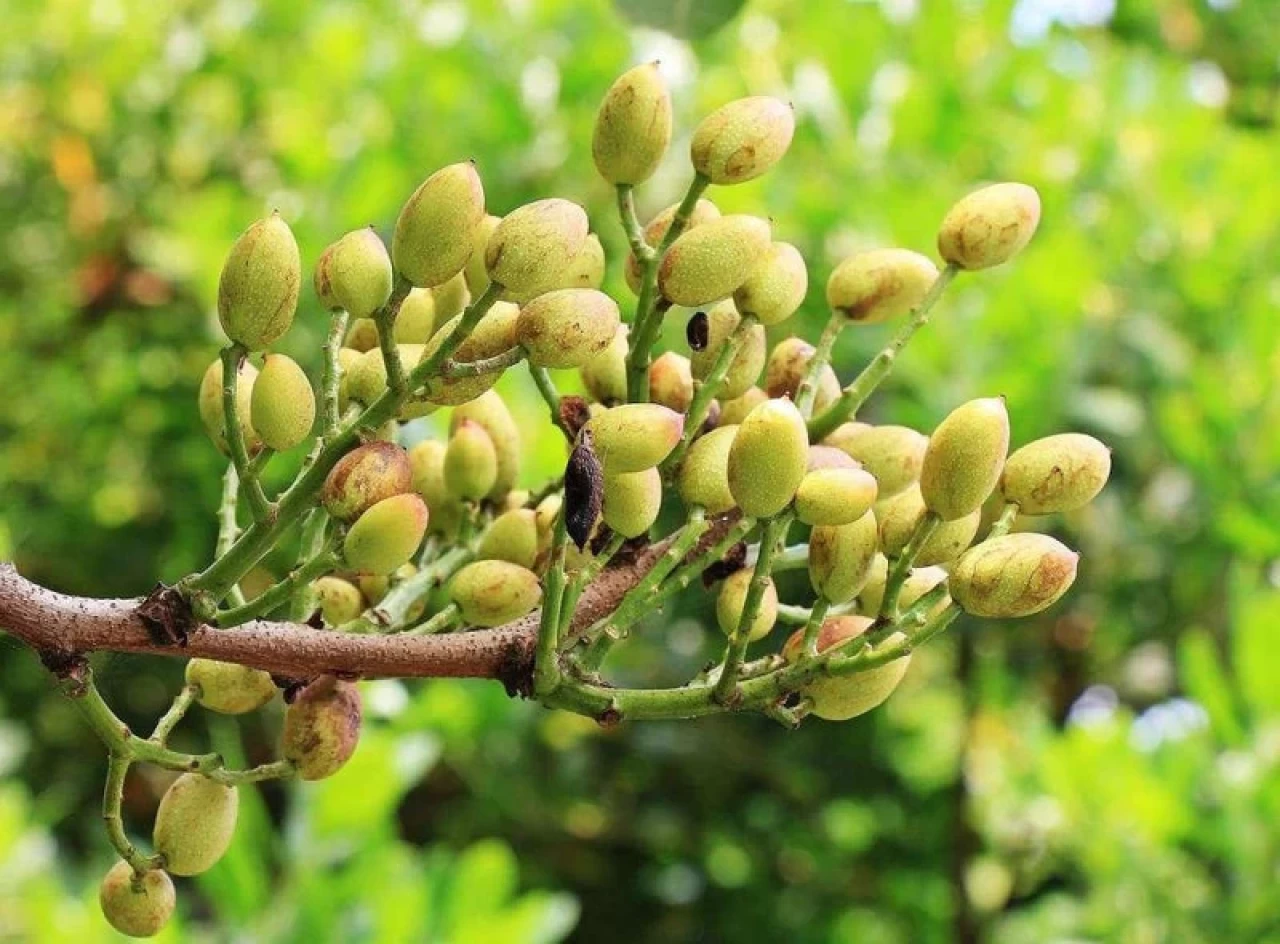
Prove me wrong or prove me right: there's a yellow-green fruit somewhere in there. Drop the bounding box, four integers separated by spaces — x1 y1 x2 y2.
855 553 890 616
658 215 772 307
603 467 662 538
950 533 1078 618
282 675 362 781
733 242 808 326
648 351 694 413
410 439 463 536
433 270 471 320
587 403 685 474
592 62 672 185
580 326 629 403
920 398 1010 521
345 317 380 352
344 343 432 417
393 161 487 287
718 386 767 426
938 182 1041 270
565 234 606 289
198 358 260 456
795 467 879 527
716 569 778 642
807 445 858 471
784 617 910 721
827 248 939 324
535 493 563 551
450 560 542 626
763 337 841 410
1000 433 1111 515
217 212 301 350
899 566 951 618
336 347 362 412
826 423 927 498
464 214 502 295
153 774 238 876
626 199 721 294
809 511 879 604
312 575 366 626
444 419 498 500
343 493 429 574
356 574 389 606
517 288 620 369
877 485 980 565
452 390 521 498
394 288 436 343
485 199 589 302
323 442 412 521
421 302 519 405
688 301 767 400
677 424 738 515
185 659 275 715
315 227 393 318
478 508 539 568
250 353 315 451
690 96 795 185
728 397 808 518
99 862 174 938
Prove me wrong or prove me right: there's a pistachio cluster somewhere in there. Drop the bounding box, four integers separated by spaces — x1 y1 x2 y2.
90 64 1109 936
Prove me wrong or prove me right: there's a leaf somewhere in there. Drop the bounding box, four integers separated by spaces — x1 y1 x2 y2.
1177 627 1244 744
613 0 748 40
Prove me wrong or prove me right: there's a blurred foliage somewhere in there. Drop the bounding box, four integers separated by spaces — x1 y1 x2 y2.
0 0 1277 941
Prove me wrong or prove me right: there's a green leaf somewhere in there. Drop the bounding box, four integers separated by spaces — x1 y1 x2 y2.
1178 627 1244 744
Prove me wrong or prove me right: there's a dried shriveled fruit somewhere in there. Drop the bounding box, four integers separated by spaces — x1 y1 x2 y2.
282 676 362 781
218 212 301 350
153 774 238 876
950 533 1078 618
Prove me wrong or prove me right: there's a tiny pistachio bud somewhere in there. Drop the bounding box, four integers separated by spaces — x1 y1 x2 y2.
313 575 366 626
648 351 694 413
587 403 685 474
343 493 429 574
250 353 315 451
485 198 590 301
450 560 543 626
451 390 522 498
153 774 238 876
950 533 1078 618
718 386 768 426
198 358 260 457
809 510 879 604
592 62 672 186
580 325 629 404
100 861 175 938
783 616 911 721
393 161 487 287
1000 433 1111 515
345 317 380 352
764 337 842 412
727 397 808 518
322 441 413 522
876 485 980 565
825 423 927 498
691 96 795 185
315 227 393 318
217 211 301 350
677 423 738 515
517 288 621 369
795 467 879 527
464 214 502 294
444 419 499 500
394 288 437 343
410 439 464 537
432 271 472 320
626 199 721 295
688 300 767 400
478 508 539 569
920 397 1010 521
826 248 939 324
937 182 1041 270
602 467 662 538
421 301 520 405
658 215 772 308
734 242 808 326
716 569 778 642
282 675 362 781
185 659 276 715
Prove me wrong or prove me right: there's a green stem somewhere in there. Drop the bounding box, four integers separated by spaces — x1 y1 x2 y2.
663 314 756 471
535 508 570 695
559 531 626 634
528 365 573 441
443 345 525 378
878 512 941 622
103 754 161 874
808 265 958 441
987 501 1019 539
794 313 843 418
216 544 339 627
616 184 653 261
407 602 462 636
216 465 247 608
801 597 831 657
714 514 790 703
322 309 350 436
289 509 333 621
149 685 197 745
346 545 473 633
220 345 271 521
374 276 413 394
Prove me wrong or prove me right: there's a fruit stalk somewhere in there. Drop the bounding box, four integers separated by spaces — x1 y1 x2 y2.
878 511 941 621
663 314 757 470
220 344 272 520
793 313 843 417
321 308 350 435
714 513 790 703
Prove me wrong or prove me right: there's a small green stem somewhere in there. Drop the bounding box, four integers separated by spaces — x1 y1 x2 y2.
772 544 810 572
808 265 958 441
714 514 789 703
103 754 161 874
220 345 271 521
374 276 413 394
322 309 351 436
794 314 843 418
878 512 941 622
987 501 1019 539
216 465 247 609
346 545 473 633
559 531 626 634
616 184 653 261
528 365 574 440
443 345 525 378
407 602 462 636
535 508 570 695
149 685 197 745
663 314 756 471
289 509 333 621
217 544 339 627
802 597 831 657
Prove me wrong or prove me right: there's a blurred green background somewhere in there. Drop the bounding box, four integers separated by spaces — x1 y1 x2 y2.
1 0 1278 941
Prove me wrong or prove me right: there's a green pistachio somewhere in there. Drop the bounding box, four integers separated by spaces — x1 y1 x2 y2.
432 271 471 320
919 397 1010 521
592 62 672 185
688 300 767 400
198 357 260 456
282 676 362 781
394 288 437 343
876 485 980 565
517 288 620 369
794 467 879 527
580 325 629 404
658 215 772 307
937 182 1041 270
690 96 795 185
717 386 767 426
763 337 841 411
421 302 519 405
587 403 685 474
185 659 276 715
477 508 539 569
322 441 413 522
716 569 778 642
250 353 315 451
784 617 910 721
464 214 502 295
677 424 738 515
733 242 808 326
950 533 1078 618
602 467 662 538
648 351 694 413
450 560 542 626
343 493 429 574
312 575 366 626
99 861 175 938
451 390 522 498
393 161 487 287
1000 433 1111 514
826 248 939 324
824 423 927 498
217 211 301 350
444 418 498 500
314 226 393 318
727 397 808 518
809 510 879 604
485 198 590 302
153 774 238 876
626 199 720 295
